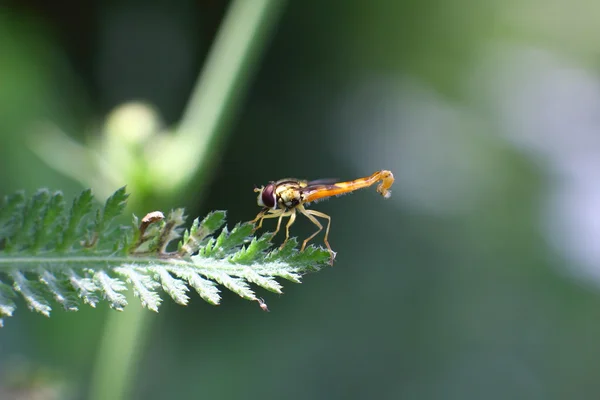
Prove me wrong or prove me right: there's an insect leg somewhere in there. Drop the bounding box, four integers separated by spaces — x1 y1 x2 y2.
272 212 285 238
251 209 284 234
297 207 322 251
296 205 333 261
280 209 297 249
301 207 335 265
303 209 332 251
250 208 268 231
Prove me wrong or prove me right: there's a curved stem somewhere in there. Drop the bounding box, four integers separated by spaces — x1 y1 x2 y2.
88 1 287 400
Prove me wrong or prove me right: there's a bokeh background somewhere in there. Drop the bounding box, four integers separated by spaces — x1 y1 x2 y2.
2 0 600 399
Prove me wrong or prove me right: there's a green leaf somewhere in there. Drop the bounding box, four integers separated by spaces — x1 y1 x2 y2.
0 281 16 326
167 267 221 305
0 187 334 326
59 189 93 252
230 233 272 264
240 266 282 293
151 268 189 305
89 186 129 249
32 192 65 252
287 244 332 267
12 189 51 253
38 268 79 311
157 208 185 253
67 269 99 307
93 271 127 311
178 210 227 257
0 192 25 244
196 268 256 300
266 237 298 260
98 186 129 232
221 223 253 250
11 271 52 316
115 266 161 312
207 222 253 258
199 210 227 234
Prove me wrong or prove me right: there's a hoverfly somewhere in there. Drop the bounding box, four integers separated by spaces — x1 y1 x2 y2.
251 170 394 265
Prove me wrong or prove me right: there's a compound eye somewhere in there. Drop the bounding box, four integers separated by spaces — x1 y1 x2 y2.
261 184 277 209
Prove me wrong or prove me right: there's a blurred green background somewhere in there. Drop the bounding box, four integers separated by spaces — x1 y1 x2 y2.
3 0 600 399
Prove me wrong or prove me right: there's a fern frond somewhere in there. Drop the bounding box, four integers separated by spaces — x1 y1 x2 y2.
0 188 330 326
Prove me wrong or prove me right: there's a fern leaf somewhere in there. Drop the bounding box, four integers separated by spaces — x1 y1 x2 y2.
67 269 99 307
0 192 25 244
221 223 254 249
11 189 51 253
0 282 16 326
59 189 93 252
97 186 129 233
38 268 79 311
157 208 185 253
198 269 256 300
11 271 52 316
168 267 221 305
33 192 66 252
179 211 226 256
230 233 272 264
150 267 189 305
88 186 129 248
94 270 128 311
0 187 331 326
115 266 161 312
240 266 283 293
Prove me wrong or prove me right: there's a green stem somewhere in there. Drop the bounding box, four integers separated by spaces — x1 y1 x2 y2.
0 256 168 265
173 0 288 198
89 294 148 400
88 1 286 400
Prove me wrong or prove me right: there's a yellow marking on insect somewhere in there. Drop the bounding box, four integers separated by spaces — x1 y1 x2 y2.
250 170 394 265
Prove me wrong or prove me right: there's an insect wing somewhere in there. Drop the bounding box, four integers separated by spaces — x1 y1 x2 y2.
305 178 339 186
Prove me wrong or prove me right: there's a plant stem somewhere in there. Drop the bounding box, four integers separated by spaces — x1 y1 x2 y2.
178 0 287 193
89 294 147 400
88 1 287 399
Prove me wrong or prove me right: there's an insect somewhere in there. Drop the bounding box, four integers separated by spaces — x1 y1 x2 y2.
250 170 395 265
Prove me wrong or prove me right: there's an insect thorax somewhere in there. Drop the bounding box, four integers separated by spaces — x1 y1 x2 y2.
275 183 303 210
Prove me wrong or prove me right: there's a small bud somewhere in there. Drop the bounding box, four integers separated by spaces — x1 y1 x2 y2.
139 211 165 237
